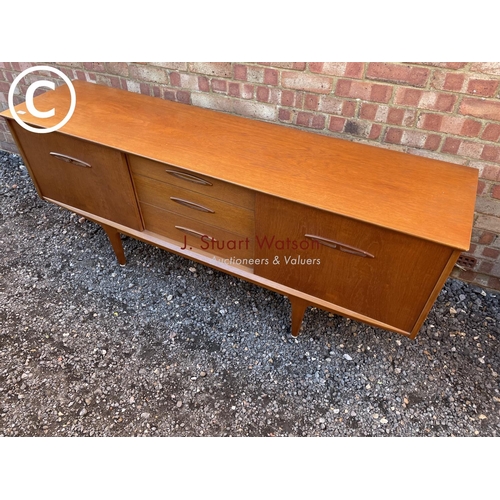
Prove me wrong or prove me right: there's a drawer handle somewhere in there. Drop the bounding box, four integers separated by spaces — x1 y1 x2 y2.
175 226 216 241
165 170 212 186
170 197 214 213
305 234 374 258
50 152 91 168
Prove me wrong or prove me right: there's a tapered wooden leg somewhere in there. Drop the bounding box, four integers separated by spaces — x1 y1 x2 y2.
101 223 126 265
290 296 308 337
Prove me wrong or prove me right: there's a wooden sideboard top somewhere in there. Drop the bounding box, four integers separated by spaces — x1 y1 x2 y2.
1 80 478 250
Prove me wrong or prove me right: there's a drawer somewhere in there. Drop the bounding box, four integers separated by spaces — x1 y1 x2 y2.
133 174 255 237
255 194 453 333
10 122 143 230
128 154 255 209
140 202 255 262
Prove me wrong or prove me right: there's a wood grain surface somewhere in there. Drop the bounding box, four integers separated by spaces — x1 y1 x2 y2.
1 80 478 250
255 193 453 333
139 202 255 262
9 121 143 230
128 154 255 209
133 174 255 236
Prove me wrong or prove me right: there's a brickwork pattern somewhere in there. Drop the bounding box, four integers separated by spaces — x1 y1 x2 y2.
1 62 500 290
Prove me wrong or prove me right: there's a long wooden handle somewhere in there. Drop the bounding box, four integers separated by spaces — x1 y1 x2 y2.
305 234 374 258
175 226 216 241
50 152 91 168
170 197 214 213
165 169 212 186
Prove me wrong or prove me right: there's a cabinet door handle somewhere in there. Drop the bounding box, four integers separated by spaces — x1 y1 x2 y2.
49 152 91 168
175 226 216 241
305 234 374 258
170 197 215 213
165 170 212 186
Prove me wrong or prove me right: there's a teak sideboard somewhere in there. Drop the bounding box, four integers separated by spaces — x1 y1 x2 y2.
1 80 478 339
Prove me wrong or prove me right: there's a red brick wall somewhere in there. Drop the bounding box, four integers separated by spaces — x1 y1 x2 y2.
1 62 500 290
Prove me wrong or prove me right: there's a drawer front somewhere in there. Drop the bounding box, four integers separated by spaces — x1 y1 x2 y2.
140 203 255 261
10 122 142 230
133 174 255 237
128 154 255 209
254 194 452 333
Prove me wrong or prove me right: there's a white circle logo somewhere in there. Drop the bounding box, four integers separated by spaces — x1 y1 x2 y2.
8 65 76 134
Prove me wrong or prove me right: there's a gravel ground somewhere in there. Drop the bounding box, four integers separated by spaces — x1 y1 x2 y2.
1 149 499 437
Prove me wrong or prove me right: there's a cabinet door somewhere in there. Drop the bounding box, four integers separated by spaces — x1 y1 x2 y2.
254 194 453 333
10 122 142 230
